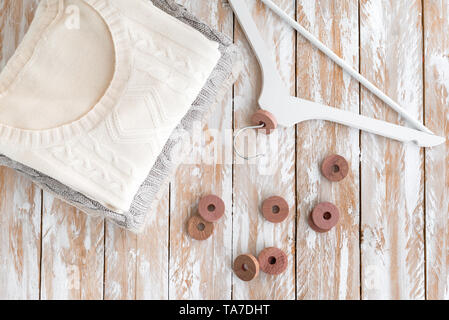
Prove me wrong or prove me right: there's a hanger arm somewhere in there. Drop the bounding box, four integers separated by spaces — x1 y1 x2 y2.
228 0 444 148
228 0 289 105
270 97 445 147
259 0 433 134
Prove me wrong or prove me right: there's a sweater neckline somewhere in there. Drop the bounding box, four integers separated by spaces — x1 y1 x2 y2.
0 0 131 148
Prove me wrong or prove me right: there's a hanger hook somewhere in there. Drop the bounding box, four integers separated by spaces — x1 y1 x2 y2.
233 123 266 160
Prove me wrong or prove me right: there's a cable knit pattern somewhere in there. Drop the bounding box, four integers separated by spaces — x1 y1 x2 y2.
0 0 221 212
0 0 242 232
50 144 125 195
130 29 211 85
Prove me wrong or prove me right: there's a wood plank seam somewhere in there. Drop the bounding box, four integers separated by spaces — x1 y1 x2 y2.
421 0 427 301
38 190 43 300
294 0 299 301
358 0 362 300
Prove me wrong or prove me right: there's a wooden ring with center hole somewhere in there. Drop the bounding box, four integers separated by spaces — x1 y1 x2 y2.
251 110 277 134
262 196 289 223
198 194 225 222
233 254 260 281
187 215 214 240
321 154 349 182
258 247 288 275
309 202 340 233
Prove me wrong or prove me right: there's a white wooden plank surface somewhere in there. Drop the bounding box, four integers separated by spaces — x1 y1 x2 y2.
168 0 234 300
0 169 41 300
1 0 448 300
41 198 104 300
232 0 296 300
0 0 41 300
295 0 360 300
360 0 425 299
424 0 449 300
135 193 169 300
104 193 169 300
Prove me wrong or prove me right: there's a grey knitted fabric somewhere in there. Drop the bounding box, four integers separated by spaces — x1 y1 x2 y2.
0 0 242 233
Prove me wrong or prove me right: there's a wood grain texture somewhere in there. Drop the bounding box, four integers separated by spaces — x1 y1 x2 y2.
0 0 41 300
168 0 234 300
232 0 296 300
295 0 360 300
360 0 425 299
135 193 169 300
1 0 449 301
41 197 104 300
0 168 41 300
424 0 449 300
104 192 169 300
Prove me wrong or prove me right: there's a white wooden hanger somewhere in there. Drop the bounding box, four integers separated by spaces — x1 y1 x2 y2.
229 0 445 155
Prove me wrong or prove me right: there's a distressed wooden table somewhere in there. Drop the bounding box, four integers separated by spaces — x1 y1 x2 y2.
0 0 448 300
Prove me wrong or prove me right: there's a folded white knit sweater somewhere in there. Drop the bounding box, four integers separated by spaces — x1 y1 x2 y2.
0 0 221 212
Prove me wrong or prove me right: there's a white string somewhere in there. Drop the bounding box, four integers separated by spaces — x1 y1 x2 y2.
233 124 266 160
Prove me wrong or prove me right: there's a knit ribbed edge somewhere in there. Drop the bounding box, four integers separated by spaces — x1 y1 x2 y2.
0 0 132 149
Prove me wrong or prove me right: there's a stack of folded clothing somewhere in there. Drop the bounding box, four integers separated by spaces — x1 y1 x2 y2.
0 0 241 233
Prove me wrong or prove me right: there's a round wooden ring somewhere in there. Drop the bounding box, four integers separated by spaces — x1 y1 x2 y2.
187 216 214 240
233 254 260 281
308 214 330 233
321 154 349 182
198 195 225 222
309 202 340 233
262 196 289 223
258 247 288 275
251 110 277 134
